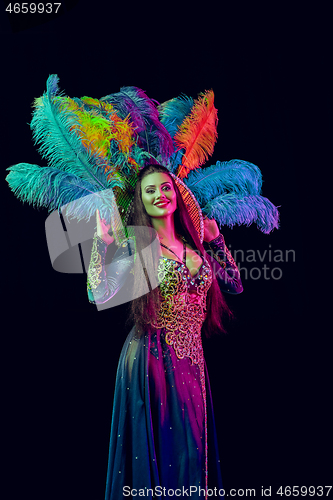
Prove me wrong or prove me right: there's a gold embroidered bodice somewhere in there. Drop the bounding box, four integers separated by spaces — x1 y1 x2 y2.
152 256 213 363
152 255 212 393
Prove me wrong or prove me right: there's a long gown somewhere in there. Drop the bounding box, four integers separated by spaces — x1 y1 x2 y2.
87 233 242 499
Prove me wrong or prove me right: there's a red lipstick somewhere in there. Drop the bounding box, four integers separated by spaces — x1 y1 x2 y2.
154 201 170 207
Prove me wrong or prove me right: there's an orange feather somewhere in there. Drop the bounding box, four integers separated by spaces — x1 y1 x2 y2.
174 90 218 179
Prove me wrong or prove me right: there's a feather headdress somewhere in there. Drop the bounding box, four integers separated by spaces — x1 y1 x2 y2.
6 75 279 242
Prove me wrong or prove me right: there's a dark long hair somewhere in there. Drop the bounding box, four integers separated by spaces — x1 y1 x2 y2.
127 164 232 337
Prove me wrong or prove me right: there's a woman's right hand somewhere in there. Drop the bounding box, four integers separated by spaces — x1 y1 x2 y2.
96 209 115 246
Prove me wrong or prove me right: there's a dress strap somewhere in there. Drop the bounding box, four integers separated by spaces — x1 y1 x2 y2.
160 238 187 265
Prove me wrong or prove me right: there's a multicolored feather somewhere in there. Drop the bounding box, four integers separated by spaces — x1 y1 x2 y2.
30 75 123 191
53 95 142 177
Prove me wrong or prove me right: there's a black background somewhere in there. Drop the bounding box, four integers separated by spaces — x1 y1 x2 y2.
2 2 331 499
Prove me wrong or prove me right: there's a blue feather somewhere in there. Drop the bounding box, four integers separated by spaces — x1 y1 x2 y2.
184 160 263 205
182 159 279 233
202 193 279 234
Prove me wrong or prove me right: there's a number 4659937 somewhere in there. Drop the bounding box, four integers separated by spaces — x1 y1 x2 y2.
5 3 62 14
276 486 332 496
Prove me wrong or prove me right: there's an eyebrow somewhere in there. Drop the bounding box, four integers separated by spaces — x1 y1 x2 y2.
144 182 171 189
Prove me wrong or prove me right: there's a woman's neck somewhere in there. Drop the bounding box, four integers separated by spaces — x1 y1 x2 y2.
151 215 179 244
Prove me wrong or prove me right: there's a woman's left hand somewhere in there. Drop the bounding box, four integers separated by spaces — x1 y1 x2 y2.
203 217 220 242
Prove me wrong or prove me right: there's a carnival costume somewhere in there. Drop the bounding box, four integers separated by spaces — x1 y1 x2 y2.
6 75 279 499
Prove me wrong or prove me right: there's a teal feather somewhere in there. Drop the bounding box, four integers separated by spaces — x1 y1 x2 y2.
30 74 123 192
158 95 194 173
158 95 194 139
5 163 120 222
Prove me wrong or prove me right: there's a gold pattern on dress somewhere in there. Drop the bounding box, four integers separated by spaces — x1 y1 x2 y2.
152 257 212 495
224 245 236 267
87 233 103 290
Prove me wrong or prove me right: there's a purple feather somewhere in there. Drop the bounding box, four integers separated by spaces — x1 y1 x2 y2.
101 86 173 163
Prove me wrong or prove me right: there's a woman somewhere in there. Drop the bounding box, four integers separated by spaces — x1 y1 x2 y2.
87 164 243 499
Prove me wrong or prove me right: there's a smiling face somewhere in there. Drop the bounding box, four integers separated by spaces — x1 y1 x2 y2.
141 172 177 219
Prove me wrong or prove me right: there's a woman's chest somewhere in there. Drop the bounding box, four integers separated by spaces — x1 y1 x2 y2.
160 244 204 278
185 246 203 278
157 257 212 295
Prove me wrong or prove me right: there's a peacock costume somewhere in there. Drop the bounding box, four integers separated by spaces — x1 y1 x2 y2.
6 75 279 499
